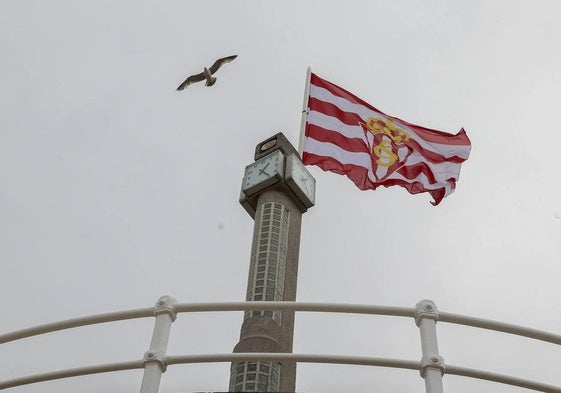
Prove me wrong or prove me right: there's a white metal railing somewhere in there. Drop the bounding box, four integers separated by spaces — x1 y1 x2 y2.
1 297 561 393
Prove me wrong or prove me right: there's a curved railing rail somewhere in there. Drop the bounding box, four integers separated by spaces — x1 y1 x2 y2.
1 298 561 392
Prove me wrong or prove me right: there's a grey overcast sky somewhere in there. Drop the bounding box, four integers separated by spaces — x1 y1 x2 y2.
1 1 561 392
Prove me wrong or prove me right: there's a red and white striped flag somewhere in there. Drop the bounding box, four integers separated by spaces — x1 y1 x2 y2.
303 73 471 205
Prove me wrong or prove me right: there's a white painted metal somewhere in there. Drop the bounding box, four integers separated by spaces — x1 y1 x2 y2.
166 352 420 369
0 360 144 390
139 296 177 393
167 354 561 393
439 311 561 345
174 300 415 317
4 301 561 346
298 66 312 156
0 307 153 344
2 299 561 392
445 364 561 393
415 300 444 393
2 353 561 393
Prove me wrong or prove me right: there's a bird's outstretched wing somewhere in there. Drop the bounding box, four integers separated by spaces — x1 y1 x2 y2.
176 72 206 90
208 55 237 74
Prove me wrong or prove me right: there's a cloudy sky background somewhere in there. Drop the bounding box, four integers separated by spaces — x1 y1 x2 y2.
1 1 561 392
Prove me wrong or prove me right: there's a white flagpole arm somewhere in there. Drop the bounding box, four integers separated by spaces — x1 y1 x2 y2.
298 66 312 157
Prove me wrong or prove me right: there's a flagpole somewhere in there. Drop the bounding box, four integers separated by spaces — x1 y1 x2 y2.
298 66 312 157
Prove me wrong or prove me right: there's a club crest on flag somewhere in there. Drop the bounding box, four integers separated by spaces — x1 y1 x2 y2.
302 72 471 205
361 117 413 181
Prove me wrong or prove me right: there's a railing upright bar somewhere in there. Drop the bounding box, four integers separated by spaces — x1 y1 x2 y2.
139 296 177 393
415 300 445 393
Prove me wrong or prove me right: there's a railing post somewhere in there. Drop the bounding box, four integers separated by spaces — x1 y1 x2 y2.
140 295 177 393
415 300 445 393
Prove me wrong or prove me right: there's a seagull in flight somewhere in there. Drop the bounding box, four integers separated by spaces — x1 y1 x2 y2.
176 55 237 91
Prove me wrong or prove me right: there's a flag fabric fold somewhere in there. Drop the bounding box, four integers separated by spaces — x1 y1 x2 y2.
302 73 471 205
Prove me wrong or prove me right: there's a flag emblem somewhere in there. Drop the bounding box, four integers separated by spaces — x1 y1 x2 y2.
303 73 471 205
